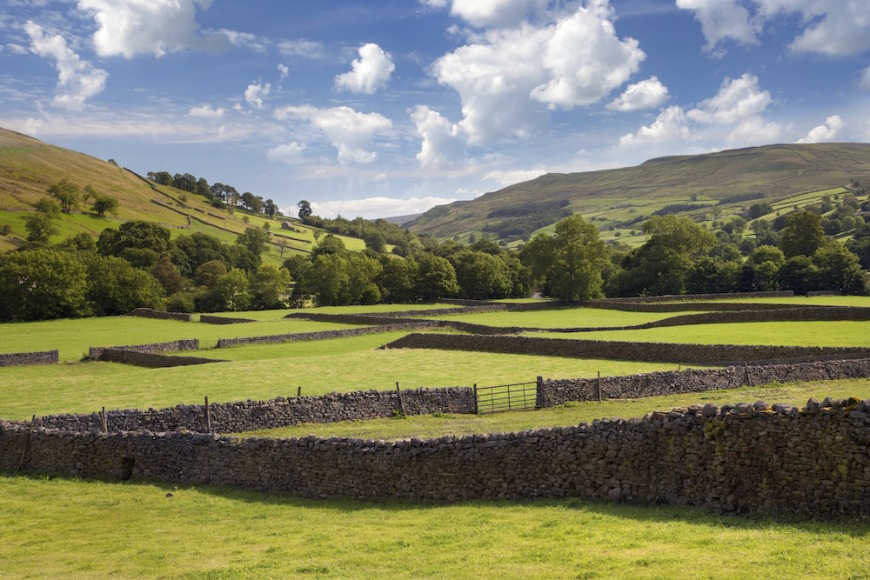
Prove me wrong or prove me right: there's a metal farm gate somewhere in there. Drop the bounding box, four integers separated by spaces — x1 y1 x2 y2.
474 381 540 414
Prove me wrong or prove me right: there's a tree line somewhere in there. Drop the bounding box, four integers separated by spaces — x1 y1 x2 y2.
146 171 281 217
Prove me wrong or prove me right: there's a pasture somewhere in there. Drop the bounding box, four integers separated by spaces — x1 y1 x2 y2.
2 297 870 578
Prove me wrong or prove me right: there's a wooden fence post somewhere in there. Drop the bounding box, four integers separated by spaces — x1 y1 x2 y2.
297 386 302 399
473 384 478 415
395 382 407 416
18 415 36 470
536 376 544 409
100 407 108 433
597 372 602 402
205 396 212 434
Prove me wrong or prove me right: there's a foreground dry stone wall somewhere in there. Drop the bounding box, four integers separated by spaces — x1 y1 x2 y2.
3 398 867 520
31 387 476 433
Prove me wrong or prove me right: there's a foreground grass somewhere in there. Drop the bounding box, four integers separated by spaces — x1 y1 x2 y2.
0 474 867 579
239 378 870 440
0 332 692 420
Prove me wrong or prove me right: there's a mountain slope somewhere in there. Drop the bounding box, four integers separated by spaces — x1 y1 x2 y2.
0 127 323 257
408 143 870 240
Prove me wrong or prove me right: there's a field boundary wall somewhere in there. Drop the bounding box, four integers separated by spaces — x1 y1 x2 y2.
128 308 193 322
30 387 476 433
88 339 200 361
96 349 227 369
215 321 439 348
199 315 256 325
3 398 867 520
0 350 59 367
383 333 870 365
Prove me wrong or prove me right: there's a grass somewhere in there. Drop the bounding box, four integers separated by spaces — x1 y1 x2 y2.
237 378 870 440
0 314 360 361
551 321 870 347
0 331 694 420
427 307 708 328
0 474 867 579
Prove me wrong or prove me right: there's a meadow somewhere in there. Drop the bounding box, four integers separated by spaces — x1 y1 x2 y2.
2 297 870 578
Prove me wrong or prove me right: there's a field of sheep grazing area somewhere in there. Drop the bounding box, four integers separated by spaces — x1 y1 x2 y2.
1 295 869 578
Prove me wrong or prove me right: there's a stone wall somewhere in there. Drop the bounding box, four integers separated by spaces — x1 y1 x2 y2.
540 358 870 406
3 397 867 520
32 387 476 433
199 315 256 325
383 333 870 365
88 339 200 361
96 349 227 369
0 350 59 367
128 308 193 322
215 321 439 349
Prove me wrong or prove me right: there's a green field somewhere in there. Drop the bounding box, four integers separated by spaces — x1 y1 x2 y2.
427 307 708 328
2 299 870 578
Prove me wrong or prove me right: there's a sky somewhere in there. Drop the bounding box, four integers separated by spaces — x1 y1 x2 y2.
1 1 869 219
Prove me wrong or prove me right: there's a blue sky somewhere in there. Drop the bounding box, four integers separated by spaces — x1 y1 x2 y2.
1 0 869 219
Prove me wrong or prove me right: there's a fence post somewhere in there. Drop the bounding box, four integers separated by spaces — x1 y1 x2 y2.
297 386 302 399
205 396 212 434
18 415 36 470
100 407 108 433
597 372 602 402
536 376 544 409
473 384 478 415
395 382 407 416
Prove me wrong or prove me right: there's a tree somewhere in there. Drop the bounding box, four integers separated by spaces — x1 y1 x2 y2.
378 255 418 303
98 221 171 261
812 242 867 295
234 227 270 271
615 215 716 296
0 249 90 321
415 254 458 301
521 215 609 300
778 256 818 295
250 264 292 309
297 200 313 219
779 211 825 258
86 186 119 218
81 254 165 315
151 255 186 295
211 268 252 311
263 199 279 218
194 259 228 288
452 250 513 300
312 234 346 257
24 213 58 244
47 178 81 214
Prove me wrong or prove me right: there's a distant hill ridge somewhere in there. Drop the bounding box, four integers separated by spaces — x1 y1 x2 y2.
407 143 870 240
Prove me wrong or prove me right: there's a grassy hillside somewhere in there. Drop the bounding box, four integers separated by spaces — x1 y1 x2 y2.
408 143 870 242
0 127 346 260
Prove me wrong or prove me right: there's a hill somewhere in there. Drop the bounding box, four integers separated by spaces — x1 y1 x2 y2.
407 143 870 243
0 127 341 258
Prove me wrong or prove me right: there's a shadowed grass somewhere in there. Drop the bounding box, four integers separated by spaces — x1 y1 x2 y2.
0 474 867 579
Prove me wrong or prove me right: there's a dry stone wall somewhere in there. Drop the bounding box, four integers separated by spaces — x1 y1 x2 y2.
215 321 438 349
540 358 870 406
3 398 867 520
96 349 226 369
0 350 58 367
88 339 199 361
199 315 256 325
32 387 476 434
384 333 870 365
128 308 193 322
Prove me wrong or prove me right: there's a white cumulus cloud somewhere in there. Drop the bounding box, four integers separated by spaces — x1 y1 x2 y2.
275 105 392 164
797 115 845 143
267 142 307 163
607 76 670 111
444 0 551 29
335 43 395 94
25 20 108 110
675 0 760 54
411 105 464 169
687 73 772 124
245 81 270 109
77 0 233 58
278 39 324 59
432 2 644 144
619 106 692 147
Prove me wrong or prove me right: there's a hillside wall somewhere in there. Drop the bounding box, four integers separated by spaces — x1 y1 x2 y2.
4 398 867 520
0 350 58 367
215 321 438 348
